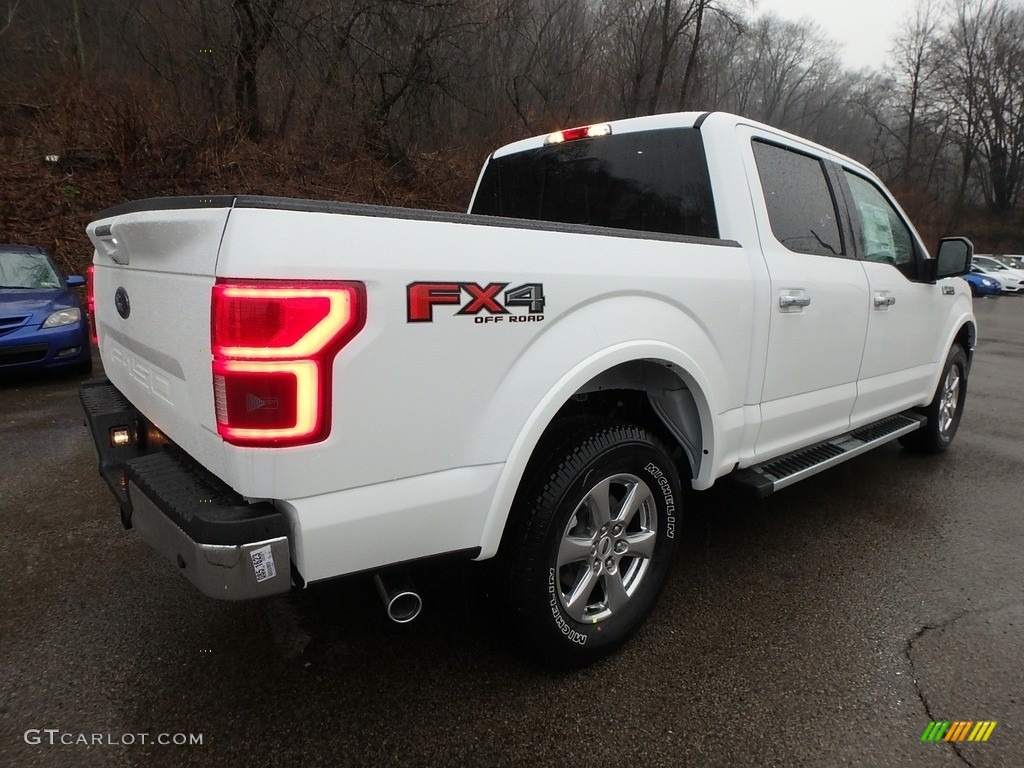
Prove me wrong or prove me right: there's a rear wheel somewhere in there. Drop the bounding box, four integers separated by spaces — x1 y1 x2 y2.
900 344 968 453
503 420 682 667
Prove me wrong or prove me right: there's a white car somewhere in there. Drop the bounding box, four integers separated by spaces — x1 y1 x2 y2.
972 255 1024 293
993 255 1024 270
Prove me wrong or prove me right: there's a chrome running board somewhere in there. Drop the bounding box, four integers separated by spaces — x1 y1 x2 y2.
732 412 927 497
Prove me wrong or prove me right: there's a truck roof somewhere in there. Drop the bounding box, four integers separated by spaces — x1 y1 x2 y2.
491 110 873 178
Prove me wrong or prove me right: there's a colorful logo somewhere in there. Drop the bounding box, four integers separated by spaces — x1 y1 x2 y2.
921 721 997 742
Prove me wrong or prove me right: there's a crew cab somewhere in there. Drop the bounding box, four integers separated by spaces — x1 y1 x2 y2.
81 111 976 666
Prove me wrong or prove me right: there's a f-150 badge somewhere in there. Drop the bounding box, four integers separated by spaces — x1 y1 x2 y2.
407 282 545 323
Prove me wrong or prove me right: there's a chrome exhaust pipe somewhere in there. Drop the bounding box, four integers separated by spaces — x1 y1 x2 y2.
373 572 422 624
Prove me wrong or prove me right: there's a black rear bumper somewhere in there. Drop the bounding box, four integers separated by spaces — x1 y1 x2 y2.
80 378 292 599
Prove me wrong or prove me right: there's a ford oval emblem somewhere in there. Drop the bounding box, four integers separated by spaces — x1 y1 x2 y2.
114 287 131 319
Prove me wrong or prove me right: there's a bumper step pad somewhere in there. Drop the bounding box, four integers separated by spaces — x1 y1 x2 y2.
123 452 291 598
124 451 287 546
80 377 293 599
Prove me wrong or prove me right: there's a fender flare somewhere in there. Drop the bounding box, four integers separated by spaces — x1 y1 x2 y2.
925 311 976 397
475 340 718 559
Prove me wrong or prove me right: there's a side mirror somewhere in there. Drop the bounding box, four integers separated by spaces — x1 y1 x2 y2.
923 237 974 282
66 275 86 287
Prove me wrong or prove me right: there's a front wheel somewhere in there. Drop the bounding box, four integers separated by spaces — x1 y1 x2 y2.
900 344 968 453
503 421 683 667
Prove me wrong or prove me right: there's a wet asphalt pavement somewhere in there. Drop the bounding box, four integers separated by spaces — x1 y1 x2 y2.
1 298 1022 768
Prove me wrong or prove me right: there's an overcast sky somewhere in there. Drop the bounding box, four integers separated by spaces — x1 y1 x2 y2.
752 0 919 71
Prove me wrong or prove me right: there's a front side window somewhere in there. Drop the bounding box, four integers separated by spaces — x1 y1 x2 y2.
843 171 916 274
0 250 61 289
471 128 719 240
752 140 843 257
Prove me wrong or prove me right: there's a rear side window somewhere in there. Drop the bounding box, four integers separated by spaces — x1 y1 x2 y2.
471 128 719 239
752 140 843 257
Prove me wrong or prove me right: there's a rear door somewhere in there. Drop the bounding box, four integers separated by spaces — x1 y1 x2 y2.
739 130 870 457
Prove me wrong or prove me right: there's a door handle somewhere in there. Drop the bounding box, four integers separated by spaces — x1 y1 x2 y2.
779 295 811 308
873 294 896 308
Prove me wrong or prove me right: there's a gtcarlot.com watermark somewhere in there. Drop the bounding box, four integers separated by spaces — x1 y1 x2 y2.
24 729 203 747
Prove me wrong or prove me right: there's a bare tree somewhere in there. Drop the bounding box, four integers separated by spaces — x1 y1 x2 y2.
887 0 945 180
937 0 1024 214
972 0 1024 213
69 0 86 70
499 0 604 130
701 14 846 135
0 0 20 38
602 0 719 117
232 0 284 141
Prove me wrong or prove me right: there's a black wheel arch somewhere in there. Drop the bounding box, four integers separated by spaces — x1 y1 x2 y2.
954 321 976 371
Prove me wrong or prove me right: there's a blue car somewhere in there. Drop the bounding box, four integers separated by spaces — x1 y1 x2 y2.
963 268 1001 298
0 245 92 374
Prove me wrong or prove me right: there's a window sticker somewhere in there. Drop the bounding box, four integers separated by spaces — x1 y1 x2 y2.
858 201 895 259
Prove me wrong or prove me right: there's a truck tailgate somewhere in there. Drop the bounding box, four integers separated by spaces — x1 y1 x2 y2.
87 200 232 480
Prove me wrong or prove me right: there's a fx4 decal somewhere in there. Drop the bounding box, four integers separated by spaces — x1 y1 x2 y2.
407 282 546 323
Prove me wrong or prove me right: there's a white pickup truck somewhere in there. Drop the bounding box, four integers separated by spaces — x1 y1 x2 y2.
81 111 976 666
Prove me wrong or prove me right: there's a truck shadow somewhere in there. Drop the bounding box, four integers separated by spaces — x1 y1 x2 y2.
110 440 969 766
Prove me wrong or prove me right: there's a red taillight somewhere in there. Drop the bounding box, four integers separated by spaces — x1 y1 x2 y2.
86 264 97 345
211 279 365 447
545 122 612 145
